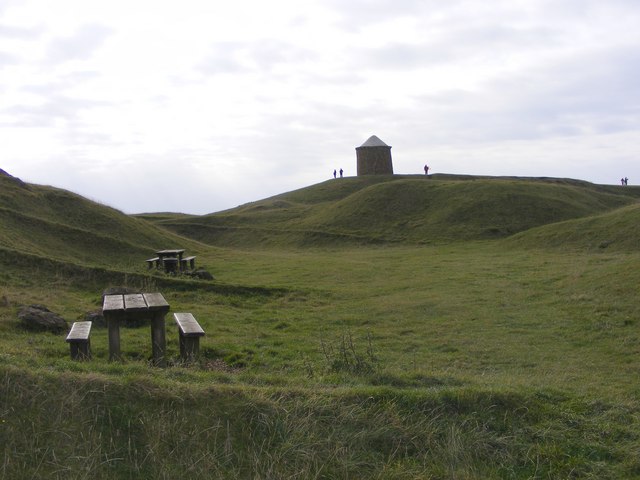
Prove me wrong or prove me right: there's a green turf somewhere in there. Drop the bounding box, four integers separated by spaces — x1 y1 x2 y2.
1 169 639 478
148 174 640 248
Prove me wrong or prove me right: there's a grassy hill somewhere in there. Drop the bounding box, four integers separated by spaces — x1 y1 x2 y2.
505 202 640 251
1 169 640 478
0 169 205 269
143 174 640 248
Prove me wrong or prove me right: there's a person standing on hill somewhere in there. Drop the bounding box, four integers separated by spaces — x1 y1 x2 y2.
424 164 429 175
333 169 337 179
339 168 343 178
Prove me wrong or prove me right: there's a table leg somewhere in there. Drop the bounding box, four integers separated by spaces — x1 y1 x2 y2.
106 313 123 361
150 312 167 367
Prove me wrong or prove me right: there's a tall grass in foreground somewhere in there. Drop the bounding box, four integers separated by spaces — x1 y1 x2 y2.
2 368 638 479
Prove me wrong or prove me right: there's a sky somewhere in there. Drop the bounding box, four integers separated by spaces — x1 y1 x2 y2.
1 0 639 215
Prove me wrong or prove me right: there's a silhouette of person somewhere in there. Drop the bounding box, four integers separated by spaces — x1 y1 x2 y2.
625 177 629 185
339 168 343 178
621 178 625 186
424 164 429 175
333 169 336 179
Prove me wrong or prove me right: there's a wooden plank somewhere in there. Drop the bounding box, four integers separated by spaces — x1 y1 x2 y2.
174 312 205 336
124 294 147 312
103 294 125 313
144 293 169 310
156 249 185 256
66 321 92 342
182 256 196 261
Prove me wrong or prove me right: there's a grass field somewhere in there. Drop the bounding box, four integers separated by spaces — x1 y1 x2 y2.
1 170 639 478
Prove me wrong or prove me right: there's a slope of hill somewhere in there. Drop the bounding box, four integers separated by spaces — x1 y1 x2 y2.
145 174 640 248
504 202 640 251
0 169 202 268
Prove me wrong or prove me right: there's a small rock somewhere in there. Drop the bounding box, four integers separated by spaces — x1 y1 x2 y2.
191 269 214 281
83 310 105 328
18 305 68 333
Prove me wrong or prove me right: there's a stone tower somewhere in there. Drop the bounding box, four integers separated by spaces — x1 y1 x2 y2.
356 135 393 176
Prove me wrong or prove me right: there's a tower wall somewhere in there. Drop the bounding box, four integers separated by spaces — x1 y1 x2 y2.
356 146 393 175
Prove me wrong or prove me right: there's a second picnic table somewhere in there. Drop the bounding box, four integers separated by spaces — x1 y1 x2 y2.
147 249 196 273
157 249 185 273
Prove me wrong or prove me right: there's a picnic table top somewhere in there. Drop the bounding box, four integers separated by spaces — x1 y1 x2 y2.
103 293 170 314
156 249 186 256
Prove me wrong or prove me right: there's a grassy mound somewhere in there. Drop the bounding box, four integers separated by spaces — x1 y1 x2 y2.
505 202 640 252
0 172 205 267
149 175 639 248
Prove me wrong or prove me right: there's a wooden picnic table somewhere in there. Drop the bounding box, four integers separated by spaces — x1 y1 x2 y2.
156 249 185 262
155 249 186 273
102 293 170 366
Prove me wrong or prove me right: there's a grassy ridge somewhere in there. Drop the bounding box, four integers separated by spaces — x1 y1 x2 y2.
506 202 640 251
0 172 208 267
148 175 640 247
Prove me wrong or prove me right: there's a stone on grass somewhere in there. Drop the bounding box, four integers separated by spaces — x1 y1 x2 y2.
190 269 214 280
84 310 105 328
18 305 68 333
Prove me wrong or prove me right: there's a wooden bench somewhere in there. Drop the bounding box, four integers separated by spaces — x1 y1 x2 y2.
174 313 205 361
66 321 92 360
146 257 160 269
180 256 196 271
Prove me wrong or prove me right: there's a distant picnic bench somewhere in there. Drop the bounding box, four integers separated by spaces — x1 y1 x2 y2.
147 249 197 274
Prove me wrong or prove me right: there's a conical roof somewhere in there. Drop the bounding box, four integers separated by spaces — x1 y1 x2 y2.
358 135 390 148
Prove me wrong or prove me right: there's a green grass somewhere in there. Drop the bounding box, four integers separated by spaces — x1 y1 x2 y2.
1 169 639 478
149 175 640 247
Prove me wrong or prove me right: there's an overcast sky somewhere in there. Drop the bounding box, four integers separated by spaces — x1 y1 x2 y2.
1 0 639 214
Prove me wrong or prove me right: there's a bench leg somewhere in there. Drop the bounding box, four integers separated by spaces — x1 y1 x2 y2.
179 333 200 362
151 312 167 367
69 341 91 360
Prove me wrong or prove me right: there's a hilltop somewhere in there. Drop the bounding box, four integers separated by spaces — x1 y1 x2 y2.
3 169 639 261
139 174 640 249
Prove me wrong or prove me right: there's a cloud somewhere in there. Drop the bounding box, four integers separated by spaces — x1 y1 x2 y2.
0 51 18 69
198 39 317 76
197 41 248 75
2 94 108 128
45 23 113 63
326 0 443 27
0 23 43 39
